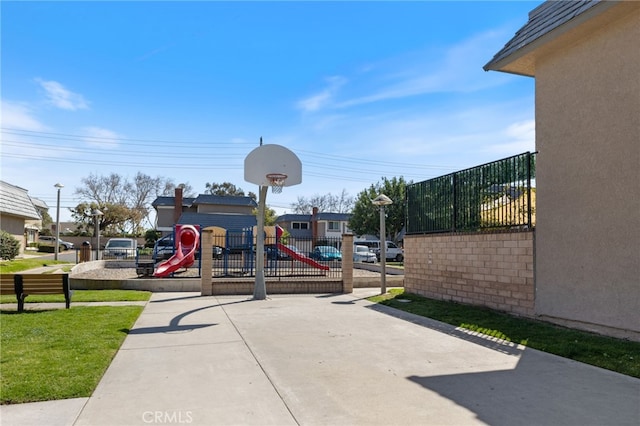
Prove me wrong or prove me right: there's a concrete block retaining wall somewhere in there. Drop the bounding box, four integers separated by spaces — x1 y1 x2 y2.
404 231 534 317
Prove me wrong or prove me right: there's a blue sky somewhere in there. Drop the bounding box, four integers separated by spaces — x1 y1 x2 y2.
1 1 538 222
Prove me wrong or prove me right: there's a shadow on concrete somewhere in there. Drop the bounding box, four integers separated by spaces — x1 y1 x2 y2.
407 349 640 426
366 303 524 357
366 303 639 425
128 298 252 334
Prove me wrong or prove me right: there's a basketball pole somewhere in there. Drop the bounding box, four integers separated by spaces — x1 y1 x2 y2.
253 185 269 300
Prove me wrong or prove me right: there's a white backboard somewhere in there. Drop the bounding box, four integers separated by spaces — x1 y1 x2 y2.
244 144 302 187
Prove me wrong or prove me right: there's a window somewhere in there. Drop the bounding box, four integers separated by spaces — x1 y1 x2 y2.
292 222 308 230
328 221 340 231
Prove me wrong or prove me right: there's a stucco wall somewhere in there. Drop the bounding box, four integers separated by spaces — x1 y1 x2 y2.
534 7 640 339
404 231 534 317
0 214 27 254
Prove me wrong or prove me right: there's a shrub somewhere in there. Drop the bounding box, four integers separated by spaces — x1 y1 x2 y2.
0 230 21 260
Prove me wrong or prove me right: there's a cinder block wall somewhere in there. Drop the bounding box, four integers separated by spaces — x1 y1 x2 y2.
404 231 534 317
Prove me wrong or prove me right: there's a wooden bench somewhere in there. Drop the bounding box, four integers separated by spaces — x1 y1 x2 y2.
0 274 71 312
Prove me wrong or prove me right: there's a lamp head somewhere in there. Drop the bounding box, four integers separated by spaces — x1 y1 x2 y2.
54 183 64 189
372 194 393 206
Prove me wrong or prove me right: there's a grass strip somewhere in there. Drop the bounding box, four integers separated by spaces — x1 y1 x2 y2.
1 306 143 404
369 289 639 378
0 290 151 304
0 259 72 274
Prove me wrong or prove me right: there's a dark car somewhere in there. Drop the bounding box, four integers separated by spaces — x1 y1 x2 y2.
265 245 291 260
152 236 174 261
309 246 342 261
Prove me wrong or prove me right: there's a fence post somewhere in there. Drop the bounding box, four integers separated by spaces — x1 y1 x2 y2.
342 234 353 293
201 229 213 296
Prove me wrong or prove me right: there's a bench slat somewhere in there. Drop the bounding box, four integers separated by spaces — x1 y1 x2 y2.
4 274 71 312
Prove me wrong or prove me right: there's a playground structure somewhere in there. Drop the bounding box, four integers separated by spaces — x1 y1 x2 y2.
153 225 200 278
153 225 333 278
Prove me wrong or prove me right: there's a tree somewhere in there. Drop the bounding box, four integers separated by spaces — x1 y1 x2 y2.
349 177 409 242
73 172 189 236
253 206 278 226
204 182 256 200
70 201 131 237
290 189 354 214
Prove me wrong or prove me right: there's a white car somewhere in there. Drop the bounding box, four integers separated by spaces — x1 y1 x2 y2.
353 245 376 263
103 238 138 259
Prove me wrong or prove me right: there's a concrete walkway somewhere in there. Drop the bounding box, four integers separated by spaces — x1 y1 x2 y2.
2 289 639 426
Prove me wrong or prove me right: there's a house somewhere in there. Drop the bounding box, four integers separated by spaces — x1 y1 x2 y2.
484 0 640 339
152 187 258 235
276 207 352 248
0 181 41 254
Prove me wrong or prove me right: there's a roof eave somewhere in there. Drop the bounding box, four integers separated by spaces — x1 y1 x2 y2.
484 0 617 76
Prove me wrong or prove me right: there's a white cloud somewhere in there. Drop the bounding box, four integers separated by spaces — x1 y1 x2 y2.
35 78 89 110
297 28 517 113
296 76 347 112
0 101 48 131
81 127 121 149
483 119 536 156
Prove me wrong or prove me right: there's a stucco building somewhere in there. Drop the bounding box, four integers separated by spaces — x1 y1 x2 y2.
0 181 41 254
485 0 639 338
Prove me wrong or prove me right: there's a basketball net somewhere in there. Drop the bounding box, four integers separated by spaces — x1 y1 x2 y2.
266 173 287 194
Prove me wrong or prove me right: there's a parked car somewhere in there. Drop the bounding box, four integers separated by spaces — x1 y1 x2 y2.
152 236 174 261
309 246 342 261
38 236 74 250
284 245 303 257
265 244 290 260
353 245 376 263
355 240 404 262
104 238 138 259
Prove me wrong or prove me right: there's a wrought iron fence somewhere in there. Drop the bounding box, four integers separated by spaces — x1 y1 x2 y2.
406 152 536 234
212 235 343 279
137 232 344 279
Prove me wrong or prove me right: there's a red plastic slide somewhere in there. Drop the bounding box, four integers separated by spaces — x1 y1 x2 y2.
276 243 329 271
154 225 200 278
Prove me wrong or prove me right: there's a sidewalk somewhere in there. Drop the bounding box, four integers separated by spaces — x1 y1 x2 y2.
2 289 639 426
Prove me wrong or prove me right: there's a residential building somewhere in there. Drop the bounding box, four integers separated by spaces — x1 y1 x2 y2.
275 207 352 248
152 187 257 235
0 181 41 254
484 0 640 338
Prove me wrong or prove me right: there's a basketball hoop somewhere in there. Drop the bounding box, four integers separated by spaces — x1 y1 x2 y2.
266 173 287 193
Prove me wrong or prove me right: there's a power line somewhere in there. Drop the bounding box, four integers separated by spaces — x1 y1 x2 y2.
1 127 255 147
2 127 459 172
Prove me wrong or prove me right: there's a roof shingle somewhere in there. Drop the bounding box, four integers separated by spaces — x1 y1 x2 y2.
0 181 40 220
483 0 610 75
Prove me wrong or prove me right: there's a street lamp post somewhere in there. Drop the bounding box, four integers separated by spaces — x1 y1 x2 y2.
91 209 103 260
372 194 393 294
54 183 64 260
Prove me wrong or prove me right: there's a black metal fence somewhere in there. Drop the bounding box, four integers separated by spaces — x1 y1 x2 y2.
136 233 344 279
406 152 536 234
212 234 343 279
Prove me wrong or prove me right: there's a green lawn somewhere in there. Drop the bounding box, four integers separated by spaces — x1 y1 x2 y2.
369 289 639 378
0 258 73 274
1 306 144 404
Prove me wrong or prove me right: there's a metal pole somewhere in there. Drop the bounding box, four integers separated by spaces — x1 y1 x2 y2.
379 206 387 294
253 185 269 300
54 184 63 260
96 215 100 261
